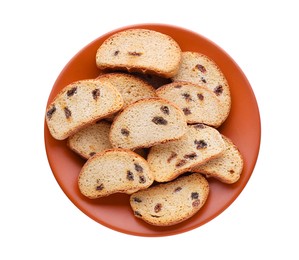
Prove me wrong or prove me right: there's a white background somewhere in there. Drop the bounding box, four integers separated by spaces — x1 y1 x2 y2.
1 0 298 259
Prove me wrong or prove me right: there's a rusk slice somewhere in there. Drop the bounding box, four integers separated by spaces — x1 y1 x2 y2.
109 98 187 150
67 119 148 160
67 120 112 159
130 173 209 226
147 124 225 182
96 29 182 78
78 149 154 199
156 81 224 127
45 79 123 140
171 51 231 124
193 135 243 184
97 72 156 119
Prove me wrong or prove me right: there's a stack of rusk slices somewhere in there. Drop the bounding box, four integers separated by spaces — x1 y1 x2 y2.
46 28 243 226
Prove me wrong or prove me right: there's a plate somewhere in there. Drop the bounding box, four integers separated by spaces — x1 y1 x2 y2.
44 23 261 236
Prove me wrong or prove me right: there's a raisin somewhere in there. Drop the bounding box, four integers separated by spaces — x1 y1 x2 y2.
214 85 223 96
128 51 142 56
127 170 134 181
150 215 161 218
133 197 142 203
183 108 192 115
167 151 178 163
134 211 142 217
174 187 182 193
96 183 104 191
175 159 187 167
92 89 100 100
134 163 143 173
197 93 204 100
67 87 77 97
64 107 72 119
201 77 207 83
89 152 96 157
195 64 207 73
121 128 130 136
152 116 168 125
160 106 170 115
154 203 162 213
191 192 199 200
46 105 56 120
193 123 205 129
184 152 197 160
114 50 120 56
139 176 146 183
194 139 207 149
192 199 200 207
229 169 235 174
182 93 192 102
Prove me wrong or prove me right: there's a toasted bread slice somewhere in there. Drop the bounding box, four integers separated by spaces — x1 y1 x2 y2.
130 173 209 226
147 124 225 182
172 51 231 124
156 81 224 127
96 29 182 78
110 98 187 150
46 79 123 140
193 135 243 184
97 72 157 120
67 120 112 159
78 149 154 198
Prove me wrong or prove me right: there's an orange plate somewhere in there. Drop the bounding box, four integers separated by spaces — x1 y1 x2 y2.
44 23 261 236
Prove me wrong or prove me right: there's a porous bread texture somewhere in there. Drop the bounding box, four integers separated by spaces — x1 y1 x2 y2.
147 124 225 182
67 119 149 160
96 29 182 78
109 98 187 150
130 173 209 226
172 51 231 123
46 79 123 140
78 149 154 199
97 72 157 120
67 120 112 159
193 135 243 184
156 81 224 127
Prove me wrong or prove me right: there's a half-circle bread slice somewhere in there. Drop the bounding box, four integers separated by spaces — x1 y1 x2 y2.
193 135 243 184
97 72 157 120
45 79 123 140
147 124 225 182
67 119 148 160
171 51 231 124
78 149 154 199
130 173 209 226
109 98 187 150
96 29 182 78
67 120 112 159
156 81 225 127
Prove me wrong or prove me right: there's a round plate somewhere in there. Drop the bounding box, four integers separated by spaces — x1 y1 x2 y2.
44 23 261 236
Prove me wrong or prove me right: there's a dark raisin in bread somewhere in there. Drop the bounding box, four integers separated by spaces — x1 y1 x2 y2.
147 124 225 182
